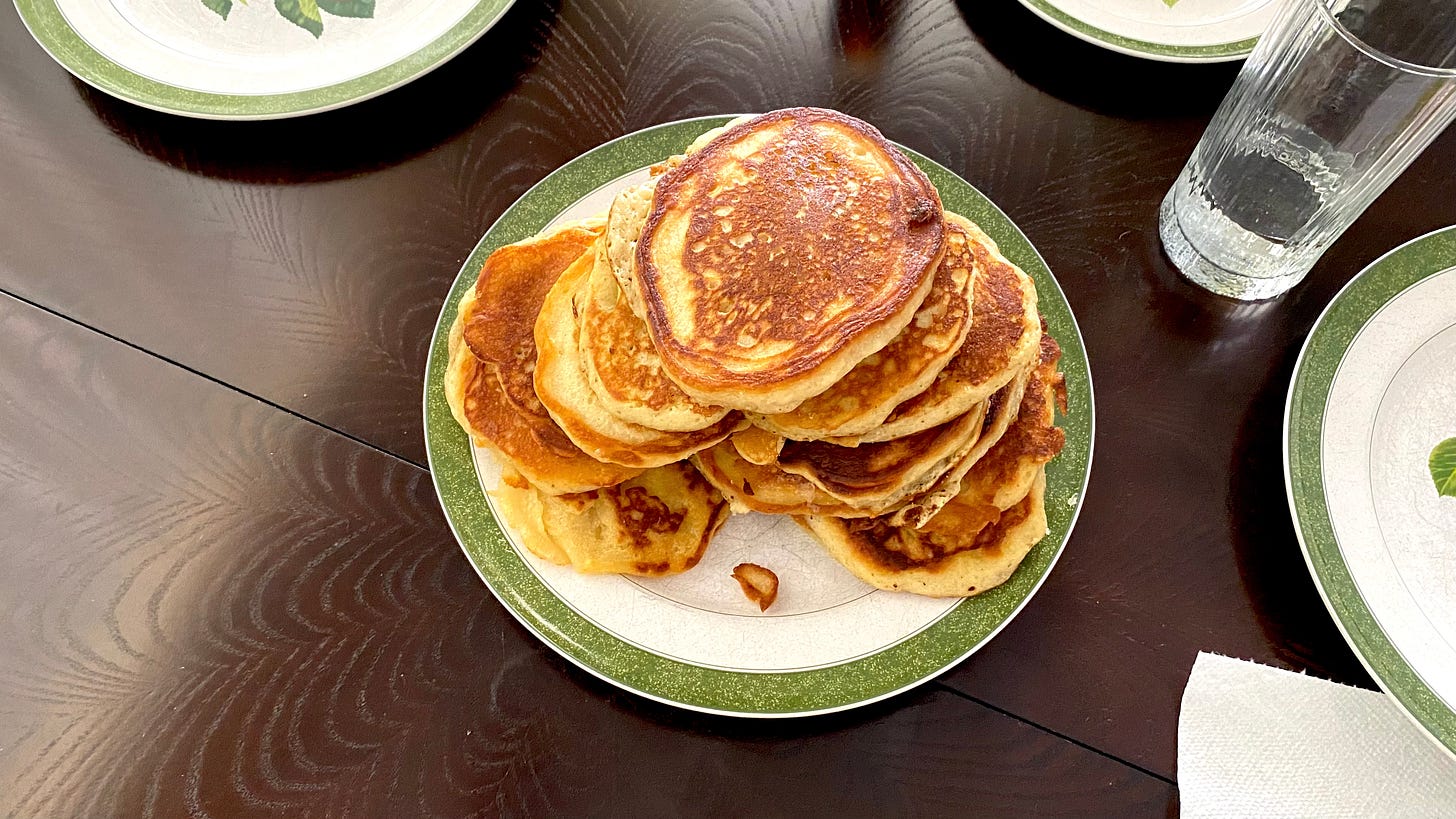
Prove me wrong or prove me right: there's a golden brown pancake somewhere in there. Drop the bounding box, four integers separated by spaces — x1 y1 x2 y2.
774 401 989 510
886 365 1033 528
636 108 945 413
950 333 1066 522
577 248 730 432
752 214 977 439
801 469 1048 597
460 219 604 427
729 425 784 466
830 214 1040 446
462 217 605 369
692 440 879 518
491 461 730 576
445 277 640 496
534 249 743 467
603 118 751 318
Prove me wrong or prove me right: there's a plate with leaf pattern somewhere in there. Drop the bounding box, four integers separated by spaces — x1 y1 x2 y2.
1017 0 1276 62
1286 225 1456 760
14 0 513 119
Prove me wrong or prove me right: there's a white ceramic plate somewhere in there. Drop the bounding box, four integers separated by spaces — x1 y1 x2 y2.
1286 225 1456 759
14 0 514 118
1017 0 1277 62
423 116 1096 716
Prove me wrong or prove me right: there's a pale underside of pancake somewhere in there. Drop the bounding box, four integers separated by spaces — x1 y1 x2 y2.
635 107 945 413
828 212 1041 446
684 116 753 154
604 182 655 318
487 465 568 565
885 364 1033 528
801 469 1048 597
488 460 730 576
751 216 977 440
445 265 640 495
534 249 744 468
774 399 989 510
577 246 730 432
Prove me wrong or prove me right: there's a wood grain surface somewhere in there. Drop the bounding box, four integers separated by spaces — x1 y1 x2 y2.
0 294 1175 816
3 0 1455 811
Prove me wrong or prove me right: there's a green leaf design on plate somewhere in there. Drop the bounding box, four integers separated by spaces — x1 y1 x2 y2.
274 0 324 37
204 0 370 35
317 0 374 18
1163 0 1179 6
1431 437 1456 497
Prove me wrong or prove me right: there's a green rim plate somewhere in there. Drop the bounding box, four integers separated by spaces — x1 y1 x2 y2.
13 0 514 120
1286 225 1456 759
423 116 1096 716
1017 0 1261 63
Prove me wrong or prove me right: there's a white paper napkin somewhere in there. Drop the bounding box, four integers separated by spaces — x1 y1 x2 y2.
1179 652 1456 818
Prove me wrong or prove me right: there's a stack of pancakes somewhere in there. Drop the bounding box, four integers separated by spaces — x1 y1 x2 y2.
445 108 1067 597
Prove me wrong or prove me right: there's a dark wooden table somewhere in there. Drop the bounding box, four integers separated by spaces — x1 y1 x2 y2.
3 0 1454 815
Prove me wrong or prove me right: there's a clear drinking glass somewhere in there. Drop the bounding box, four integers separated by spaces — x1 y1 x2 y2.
1160 0 1456 300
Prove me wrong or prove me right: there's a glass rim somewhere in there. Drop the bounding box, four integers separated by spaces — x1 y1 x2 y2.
1308 0 1456 79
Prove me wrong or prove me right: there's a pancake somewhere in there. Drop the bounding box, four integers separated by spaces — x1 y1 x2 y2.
886 364 1033 528
577 246 730 432
604 118 751 318
488 466 569 565
829 213 1040 446
461 217 605 369
603 181 655 318
775 401 989 510
534 248 744 467
492 461 730 576
801 469 1048 597
445 282 640 495
461 219 607 426
949 333 1066 524
635 107 945 413
692 440 880 518
729 425 784 466
753 214 977 439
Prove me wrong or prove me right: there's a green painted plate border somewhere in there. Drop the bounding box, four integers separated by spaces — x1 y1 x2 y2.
1285 225 1456 759
423 115 1096 716
1016 0 1259 62
13 0 514 120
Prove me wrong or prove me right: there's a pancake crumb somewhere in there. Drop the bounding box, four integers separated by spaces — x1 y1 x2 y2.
732 563 779 611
